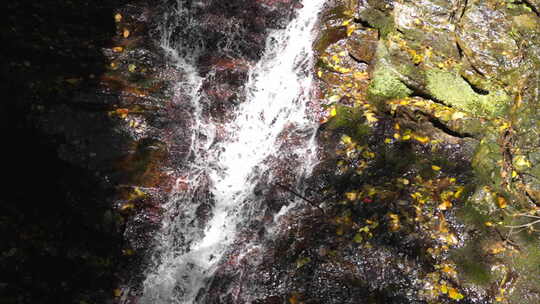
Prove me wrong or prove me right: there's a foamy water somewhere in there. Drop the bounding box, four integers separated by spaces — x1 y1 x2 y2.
140 1 325 302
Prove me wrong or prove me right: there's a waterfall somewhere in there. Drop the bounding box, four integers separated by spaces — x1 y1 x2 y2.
141 0 325 302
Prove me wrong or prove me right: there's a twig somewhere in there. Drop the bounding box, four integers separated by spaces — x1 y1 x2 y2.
275 182 325 214
505 219 540 229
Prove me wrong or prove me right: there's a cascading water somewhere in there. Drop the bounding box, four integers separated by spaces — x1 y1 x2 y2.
141 0 325 302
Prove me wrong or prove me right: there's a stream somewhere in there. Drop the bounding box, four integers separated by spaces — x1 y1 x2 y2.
140 0 325 302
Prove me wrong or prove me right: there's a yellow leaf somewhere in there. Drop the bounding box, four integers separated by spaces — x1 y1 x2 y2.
388 213 400 231
120 203 134 211
114 13 122 23
497 196 507 209
353 71 368 80
440 284 448 294
112 46 124 53
317 70 323 78
398 178 409 185
393 133 401 140
498 121 510 132
413 135 430 144
485 221 493 227
128 64 136 72
448 287 464 300
488 242 506 254
514 155 531 169
342 19 352 26
345 192 357 201
438 200 453 210
442 264 457 276
133 187 146 197
411 192 422 199
341 135 352 144
454 186 464 198
384 138 392 144
365 112 378 123
329 107 337 117
346 24 356 36
432 165 441 171
441 190 454 201
123 29 130 38
362 151 375 159
445 233 458 245
402 134 411 140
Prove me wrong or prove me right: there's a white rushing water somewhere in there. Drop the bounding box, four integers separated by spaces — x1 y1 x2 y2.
141 0 325 303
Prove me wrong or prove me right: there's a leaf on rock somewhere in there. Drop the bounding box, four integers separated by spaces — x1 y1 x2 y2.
448 287 464 300
497 196 507 209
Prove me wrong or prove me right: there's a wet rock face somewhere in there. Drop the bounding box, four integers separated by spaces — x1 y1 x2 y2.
158 0 304 123
198 0 540 303
164 0 300 62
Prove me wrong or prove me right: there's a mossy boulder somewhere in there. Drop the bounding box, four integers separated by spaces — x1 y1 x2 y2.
367 67 411 106
425 69 510 117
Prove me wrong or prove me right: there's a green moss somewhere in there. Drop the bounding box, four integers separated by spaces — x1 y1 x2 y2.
425 69 510 117
367 67 412 106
